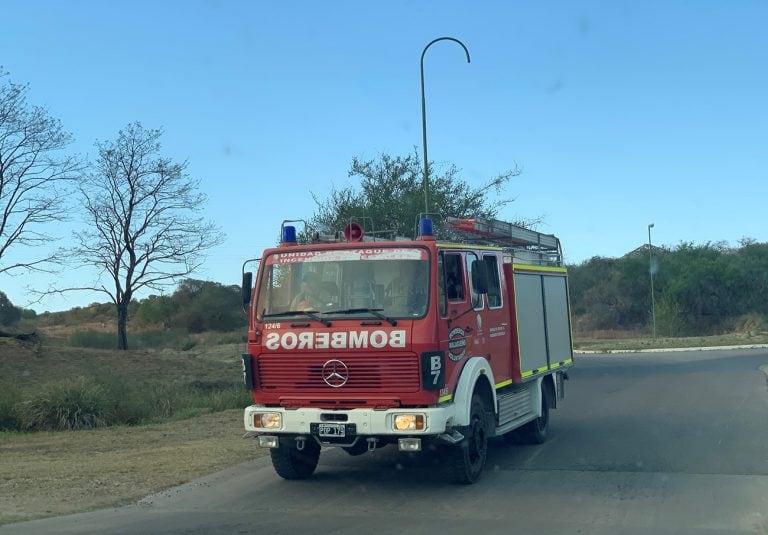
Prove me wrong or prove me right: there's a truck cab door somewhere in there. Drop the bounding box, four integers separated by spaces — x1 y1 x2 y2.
438 252 474 375
477 252 512 385
464 251 511 385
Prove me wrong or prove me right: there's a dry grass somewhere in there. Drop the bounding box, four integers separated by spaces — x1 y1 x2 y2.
0 409 267 526
0 338 244 389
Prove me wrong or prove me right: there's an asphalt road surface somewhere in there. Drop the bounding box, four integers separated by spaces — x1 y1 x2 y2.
4 349 768 534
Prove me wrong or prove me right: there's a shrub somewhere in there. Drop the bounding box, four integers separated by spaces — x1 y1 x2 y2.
202 386 252 412
67 329 197 350
19 377 116 431
129 329 194 350
68 331 116 349
0 291 22 326
137 382 249 422
728 314 768 336
655 293 685 337
0 383 22 431
13 374 249 432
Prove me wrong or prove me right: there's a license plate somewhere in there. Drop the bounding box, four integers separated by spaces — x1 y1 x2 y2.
317 423 346 438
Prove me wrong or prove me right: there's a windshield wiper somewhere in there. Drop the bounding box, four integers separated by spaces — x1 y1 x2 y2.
262 310 331 327
323 308 397 327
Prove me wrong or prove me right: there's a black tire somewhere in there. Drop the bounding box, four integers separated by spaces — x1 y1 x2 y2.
446 394 488 484
270 439 321 480
502 426 525 445
506 388 550 445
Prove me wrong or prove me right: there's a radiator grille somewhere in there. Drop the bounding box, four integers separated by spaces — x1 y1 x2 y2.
258 353 420 393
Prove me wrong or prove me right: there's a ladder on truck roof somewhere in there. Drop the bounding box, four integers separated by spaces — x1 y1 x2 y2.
444 216 563 267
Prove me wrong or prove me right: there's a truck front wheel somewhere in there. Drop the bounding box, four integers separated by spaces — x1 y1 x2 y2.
270 438 321 480
446 394 488 484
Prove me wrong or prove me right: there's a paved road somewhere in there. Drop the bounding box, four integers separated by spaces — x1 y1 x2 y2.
4 349 768 534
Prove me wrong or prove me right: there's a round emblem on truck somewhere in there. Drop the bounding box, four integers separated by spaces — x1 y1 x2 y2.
322 359 349 388
448 327 467 361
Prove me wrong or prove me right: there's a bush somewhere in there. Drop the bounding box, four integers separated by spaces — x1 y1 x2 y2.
19 377 116 431
655 293 685 337
130 329 192 350
12 374 249 432
0 383 22 431
141 381 248 421
67 329 196 350
0 291 22 326
68 331 116 349
728 314 768 336
202 386 252 412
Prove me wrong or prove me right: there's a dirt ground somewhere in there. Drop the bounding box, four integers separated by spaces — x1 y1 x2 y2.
0 409 267 526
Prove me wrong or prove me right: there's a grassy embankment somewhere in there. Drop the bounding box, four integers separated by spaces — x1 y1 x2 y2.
0 335 266 526
573 330 768 352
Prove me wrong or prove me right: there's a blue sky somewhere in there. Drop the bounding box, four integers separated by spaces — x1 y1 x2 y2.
2 1 767 312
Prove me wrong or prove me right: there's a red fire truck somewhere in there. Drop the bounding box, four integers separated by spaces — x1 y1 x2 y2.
241 216 573 484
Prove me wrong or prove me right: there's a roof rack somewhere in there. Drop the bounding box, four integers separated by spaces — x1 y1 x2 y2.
444 216 563 267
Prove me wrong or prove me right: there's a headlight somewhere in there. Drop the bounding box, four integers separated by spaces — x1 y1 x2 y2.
393 414 425 431
253 412 282 429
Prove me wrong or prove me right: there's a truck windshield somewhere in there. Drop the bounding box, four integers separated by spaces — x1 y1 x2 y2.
255 247 429 320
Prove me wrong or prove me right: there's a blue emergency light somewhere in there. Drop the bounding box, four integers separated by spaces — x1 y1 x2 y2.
282 225 297 244
418 217 434 237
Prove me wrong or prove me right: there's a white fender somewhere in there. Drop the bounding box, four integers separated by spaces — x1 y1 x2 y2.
451 356 498 426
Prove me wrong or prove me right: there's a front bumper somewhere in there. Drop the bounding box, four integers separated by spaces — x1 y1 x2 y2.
243 404 456 437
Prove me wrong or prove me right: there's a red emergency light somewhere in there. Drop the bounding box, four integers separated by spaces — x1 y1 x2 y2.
343 222 364 242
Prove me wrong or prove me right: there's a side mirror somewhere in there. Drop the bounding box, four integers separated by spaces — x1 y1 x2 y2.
242 272 253 306
471 260 488 294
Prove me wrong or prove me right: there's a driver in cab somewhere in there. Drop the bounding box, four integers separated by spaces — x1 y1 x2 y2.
292 272 333 311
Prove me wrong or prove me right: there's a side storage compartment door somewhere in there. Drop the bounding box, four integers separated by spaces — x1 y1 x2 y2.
542 274 573 371
514 268 573 379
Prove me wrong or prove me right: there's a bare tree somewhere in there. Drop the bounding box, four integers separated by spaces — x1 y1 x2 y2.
71 123 223 349
0 70 80 273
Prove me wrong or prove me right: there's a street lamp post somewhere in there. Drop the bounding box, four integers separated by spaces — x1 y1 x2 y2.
420 37 471 214
648 223 657 340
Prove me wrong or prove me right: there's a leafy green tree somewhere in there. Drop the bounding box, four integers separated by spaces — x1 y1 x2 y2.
309 151 528 239
136 294 177 328
570 239 768 336
0 291 21 326
171 279 243 333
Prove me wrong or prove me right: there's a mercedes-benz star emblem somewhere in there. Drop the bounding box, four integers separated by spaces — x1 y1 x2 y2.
321 359 349 388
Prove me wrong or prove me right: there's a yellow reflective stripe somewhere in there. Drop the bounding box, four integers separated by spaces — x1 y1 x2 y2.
438 394 453 403
550 362 560 369
564 358 573 365
521 365 553 378
495 379 513 389
513 264 568 273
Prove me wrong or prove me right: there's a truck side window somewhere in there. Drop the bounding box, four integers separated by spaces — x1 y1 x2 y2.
484 254 503 308
466 252 482 309
444 253 464 301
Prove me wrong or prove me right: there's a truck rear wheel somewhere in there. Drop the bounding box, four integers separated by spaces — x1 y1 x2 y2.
447 394 488 484
270 438 321 480
505 387 549 445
